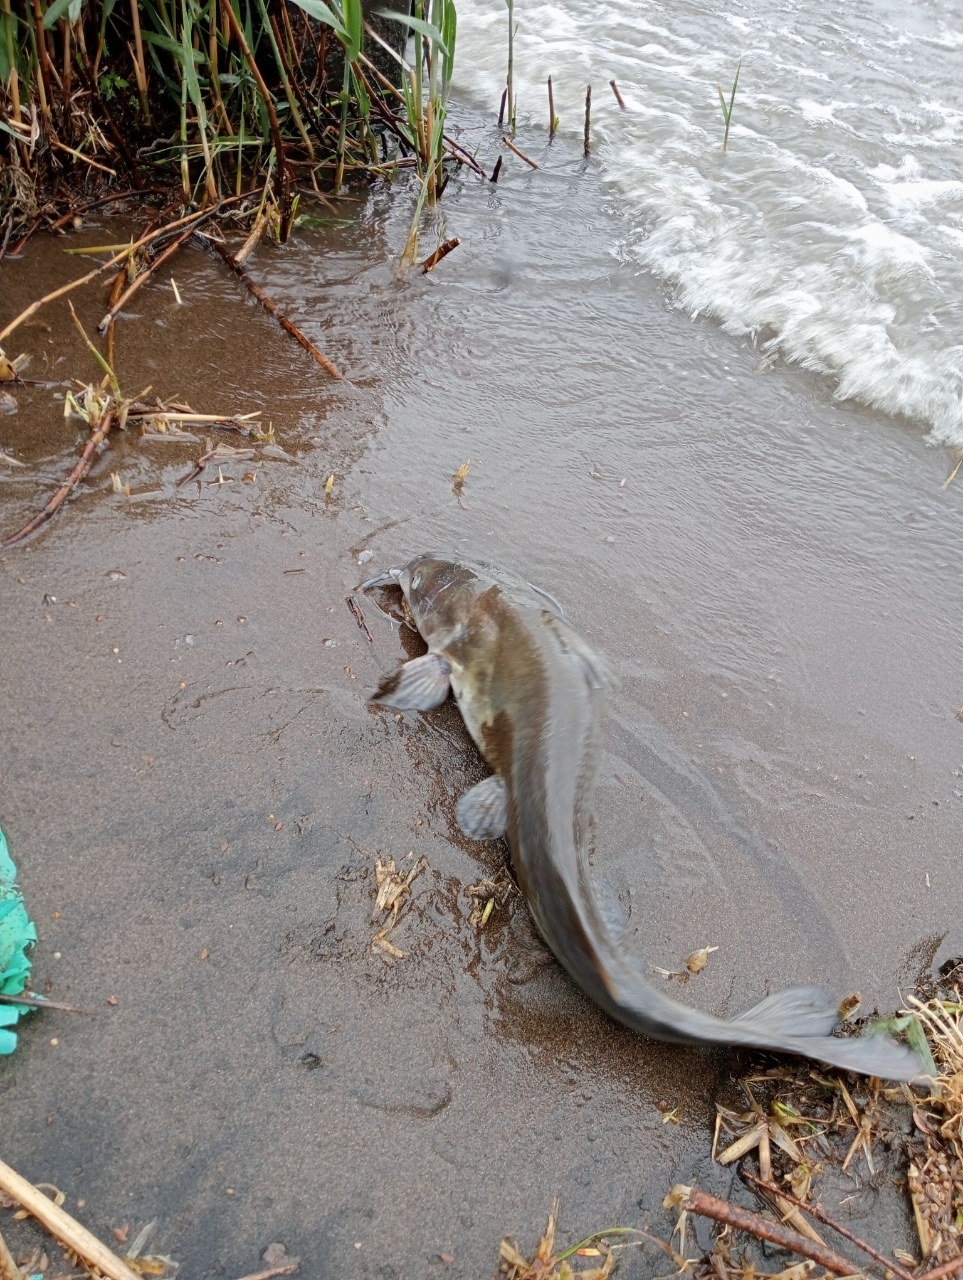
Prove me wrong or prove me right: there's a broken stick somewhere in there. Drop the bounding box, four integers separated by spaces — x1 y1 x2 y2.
0 1158 141 1280
205 237 342 379
674 1186 862 1278
740 1170 916 1280
2 406 115 547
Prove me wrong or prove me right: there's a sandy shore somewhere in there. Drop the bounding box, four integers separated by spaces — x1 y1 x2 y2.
1 120 960 1275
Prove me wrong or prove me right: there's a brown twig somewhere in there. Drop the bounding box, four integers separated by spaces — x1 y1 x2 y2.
419 237 460 274
0 212 13 265
49 138 118 176
96 222 199 332
230 1265 299 1280
0 1158 141 1280
205 236 342 378
548 75 556 138
919 1257 963 1280
584 84 592 154
9 216 43 257
739 1170 915 1280
345 595 373 642
502 136 538 169
610 79 626 109
679 1187 861 1277
49 188 164 233
2 405 115 547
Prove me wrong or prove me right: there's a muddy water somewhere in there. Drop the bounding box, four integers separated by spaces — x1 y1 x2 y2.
1 115 961 1275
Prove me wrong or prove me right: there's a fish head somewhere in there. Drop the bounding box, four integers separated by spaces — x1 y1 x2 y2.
361 555 504 649
394 555 489 647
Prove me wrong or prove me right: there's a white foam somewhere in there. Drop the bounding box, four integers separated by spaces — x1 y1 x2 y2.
453 0 963 448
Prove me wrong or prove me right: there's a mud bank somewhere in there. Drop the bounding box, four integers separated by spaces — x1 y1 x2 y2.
1 118 961 1276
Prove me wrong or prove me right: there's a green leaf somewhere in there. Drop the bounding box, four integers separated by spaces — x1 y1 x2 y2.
904 1015 938 1079
42 0 74 29
285 0 347 40
142 28 192 56
375 8 447 54
341 0 363 60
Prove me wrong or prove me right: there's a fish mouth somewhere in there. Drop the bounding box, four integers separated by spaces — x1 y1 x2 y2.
357 565 403 592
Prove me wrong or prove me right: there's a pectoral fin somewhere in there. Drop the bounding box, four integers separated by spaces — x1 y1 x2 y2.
372 652 452 711
456 775 509 840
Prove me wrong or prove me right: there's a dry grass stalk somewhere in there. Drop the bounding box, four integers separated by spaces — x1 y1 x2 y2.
0 1158 142 1280
498 1200 620 1280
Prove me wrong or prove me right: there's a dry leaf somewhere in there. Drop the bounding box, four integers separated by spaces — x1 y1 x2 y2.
685 945 718 974
716 1121 766 1164
372 930 406 959
453 460 470 482
372 855 423 921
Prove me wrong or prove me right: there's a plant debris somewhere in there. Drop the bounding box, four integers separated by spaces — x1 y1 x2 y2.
369 854 425 960
497 982 963 1280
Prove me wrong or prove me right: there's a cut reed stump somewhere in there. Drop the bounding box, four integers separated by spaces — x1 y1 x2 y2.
584 84 592 154
419 237 460 274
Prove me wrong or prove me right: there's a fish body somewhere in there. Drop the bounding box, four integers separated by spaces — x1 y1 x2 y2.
364 554 923 1081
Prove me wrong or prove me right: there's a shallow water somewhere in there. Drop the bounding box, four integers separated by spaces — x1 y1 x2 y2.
0 107 960 1275
455 0 963 448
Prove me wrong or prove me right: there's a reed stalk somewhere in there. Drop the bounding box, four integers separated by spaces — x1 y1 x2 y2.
504 0 513 135
717 59 741 151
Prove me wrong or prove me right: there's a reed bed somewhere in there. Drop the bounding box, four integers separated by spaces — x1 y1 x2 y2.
0 0 467 244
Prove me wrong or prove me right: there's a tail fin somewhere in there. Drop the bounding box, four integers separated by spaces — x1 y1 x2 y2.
729 987 924 1082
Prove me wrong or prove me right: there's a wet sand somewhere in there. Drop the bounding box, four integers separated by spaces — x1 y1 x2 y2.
1 117 961 1275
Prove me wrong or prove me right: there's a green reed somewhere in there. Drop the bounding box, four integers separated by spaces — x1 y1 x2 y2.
0 0 457 232
717 58 741 151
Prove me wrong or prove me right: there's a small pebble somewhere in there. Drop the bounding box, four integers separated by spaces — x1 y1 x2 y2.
357 549 374 564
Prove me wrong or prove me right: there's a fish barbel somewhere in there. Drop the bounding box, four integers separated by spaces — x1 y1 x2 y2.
362 554 923 1081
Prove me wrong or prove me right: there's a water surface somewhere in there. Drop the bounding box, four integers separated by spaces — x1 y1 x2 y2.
455 0 963 447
